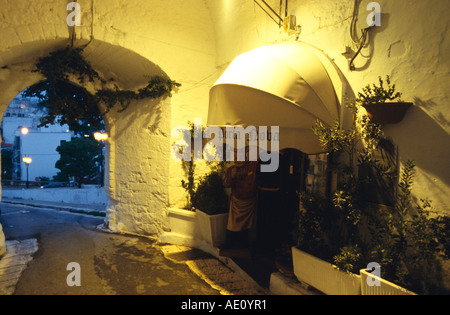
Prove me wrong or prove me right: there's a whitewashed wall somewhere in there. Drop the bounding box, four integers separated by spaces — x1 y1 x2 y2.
0 0 218 237
0 0 448 249
2 187 108 205
207 0 450 215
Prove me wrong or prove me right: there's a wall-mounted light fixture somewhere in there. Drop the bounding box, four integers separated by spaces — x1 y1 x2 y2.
254 0 283 25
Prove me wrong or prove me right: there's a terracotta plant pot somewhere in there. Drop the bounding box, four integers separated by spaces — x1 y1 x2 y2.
362 102 413 124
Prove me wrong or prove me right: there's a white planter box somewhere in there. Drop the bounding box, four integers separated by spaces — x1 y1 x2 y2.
360 269 417 295
292 247 361 295
196 210 228 247
167 208 202 240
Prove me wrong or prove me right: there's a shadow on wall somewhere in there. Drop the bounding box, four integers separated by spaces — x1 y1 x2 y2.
113 96 169 140
111 95 172 205
383 98 450 198
414 97 450 129
352 13 390 72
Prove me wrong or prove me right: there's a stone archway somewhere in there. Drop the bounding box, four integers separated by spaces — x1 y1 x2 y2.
0 0 218 246
0 38 176 237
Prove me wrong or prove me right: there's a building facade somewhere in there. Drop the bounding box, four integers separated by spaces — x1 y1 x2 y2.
0 0 447 239
1 95 73 182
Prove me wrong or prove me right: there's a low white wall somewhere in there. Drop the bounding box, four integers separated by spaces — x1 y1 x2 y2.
1 187 108 205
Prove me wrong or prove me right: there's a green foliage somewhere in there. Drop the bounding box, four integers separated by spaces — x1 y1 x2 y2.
55 137 101 184
191 171 229 215
302 102 449 294
333 189 361 227
178 121 203 210
96 75 181 114
1 149 14 180
24 46 180 133
33 47 104 85
312 120 356 155
406 198 445 294
372 162 450 294
333 245 363 274
23 80 104 134
53 171 70 183
181 161 196 211
176 121 229 212
432 216 450 258
297 193 336 261
356 75 402 104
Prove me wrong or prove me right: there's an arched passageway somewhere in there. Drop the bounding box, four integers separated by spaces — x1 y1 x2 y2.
0 38 177 236
0 0 218 241
1 88 109 206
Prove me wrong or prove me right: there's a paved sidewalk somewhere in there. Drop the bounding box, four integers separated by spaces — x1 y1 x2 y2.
159 244 267 295
1 198 106 216
0 200 275 295
0 239 39 295
0 201 267 295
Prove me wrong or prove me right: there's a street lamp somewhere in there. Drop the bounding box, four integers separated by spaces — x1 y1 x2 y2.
94 132 109 142
22 156 32 189
94 132 109 187
21 127 29 135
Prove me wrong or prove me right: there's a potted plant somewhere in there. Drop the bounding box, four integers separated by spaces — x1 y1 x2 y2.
168 122 228 246
292 246 363 295
292 191 364 295
191 170 229 247
356 76 412 124
292 103 450 295
166 121 203 242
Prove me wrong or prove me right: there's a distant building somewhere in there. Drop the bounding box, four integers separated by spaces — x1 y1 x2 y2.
1 95 73 181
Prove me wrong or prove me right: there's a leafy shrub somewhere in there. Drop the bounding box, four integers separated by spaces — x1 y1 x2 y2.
299 101 450 294
356 75 402 104
191 171 229 215
333 245 363 274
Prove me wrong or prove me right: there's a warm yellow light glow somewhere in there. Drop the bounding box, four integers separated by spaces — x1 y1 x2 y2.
94 132 109 142
21 127 29 135
23 157 32 165
221 0 233 21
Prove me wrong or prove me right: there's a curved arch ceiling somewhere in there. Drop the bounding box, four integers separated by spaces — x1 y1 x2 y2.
0 39 168 91
208 42 341 154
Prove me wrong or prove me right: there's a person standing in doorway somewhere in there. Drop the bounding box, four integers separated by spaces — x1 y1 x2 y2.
222 153 259 250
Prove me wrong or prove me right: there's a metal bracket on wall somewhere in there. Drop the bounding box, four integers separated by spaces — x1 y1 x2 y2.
254 0 284 25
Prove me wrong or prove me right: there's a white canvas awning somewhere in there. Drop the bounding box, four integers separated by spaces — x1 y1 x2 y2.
208 43 341 154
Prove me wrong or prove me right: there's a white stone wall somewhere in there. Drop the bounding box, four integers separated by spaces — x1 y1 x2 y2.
0 0 218 237
207 0 450 215
2 187 108 205
0 0 448 243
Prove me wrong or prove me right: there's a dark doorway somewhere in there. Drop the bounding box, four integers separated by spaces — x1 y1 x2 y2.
256 148 307 252
225 149 309 288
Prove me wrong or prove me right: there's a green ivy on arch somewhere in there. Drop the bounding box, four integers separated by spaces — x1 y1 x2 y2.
23 46 181 134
